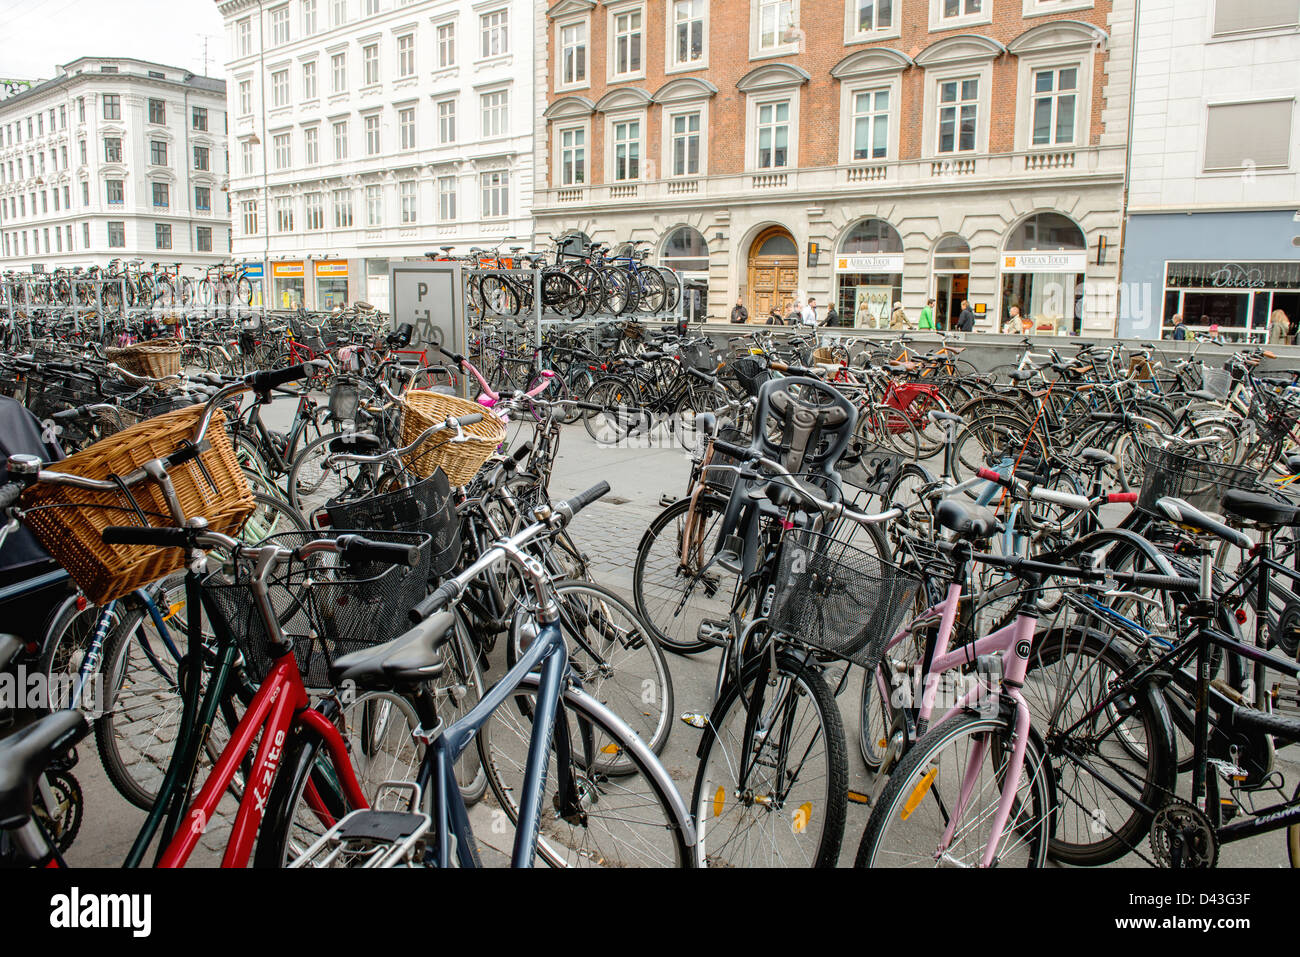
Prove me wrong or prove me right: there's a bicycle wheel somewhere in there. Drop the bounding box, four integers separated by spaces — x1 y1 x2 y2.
855 711 1054 867
239 491 309 541
675 384 731 454
507 580 673 766
37 595 128 715
693 650 847 867
635 268 667 315
859 403 921 462
582 375 644 445
478 674 694 867
633 493 739 655
1022 626 1176 866
286 431 373 513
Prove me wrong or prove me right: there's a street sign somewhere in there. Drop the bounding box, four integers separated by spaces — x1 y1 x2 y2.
389 261 466 391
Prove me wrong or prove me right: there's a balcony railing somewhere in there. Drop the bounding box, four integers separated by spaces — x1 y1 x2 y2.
535 145 1125 211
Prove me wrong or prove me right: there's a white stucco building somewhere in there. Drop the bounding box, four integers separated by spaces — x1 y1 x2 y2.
217 0 536 311
0 57 229 271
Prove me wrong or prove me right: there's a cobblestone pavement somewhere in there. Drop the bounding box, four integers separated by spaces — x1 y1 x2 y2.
62 411 1291 867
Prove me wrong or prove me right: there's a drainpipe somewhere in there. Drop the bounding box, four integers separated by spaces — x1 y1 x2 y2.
258 0 270 313
1114 0 1141 337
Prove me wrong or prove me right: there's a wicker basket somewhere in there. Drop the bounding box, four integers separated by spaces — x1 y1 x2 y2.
21 405 255 604
813 347 839 365
106 337 182 382
400 389 504 485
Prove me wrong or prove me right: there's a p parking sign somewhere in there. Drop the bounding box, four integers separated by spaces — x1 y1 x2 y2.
389 262 466 384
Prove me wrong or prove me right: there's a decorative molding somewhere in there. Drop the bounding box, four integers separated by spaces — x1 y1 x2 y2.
652 77 718 103
914 34 1007 68
830 48 913 79
736 63 811 93
544 95 596 118
1007 19 1106 55
593 87 653 112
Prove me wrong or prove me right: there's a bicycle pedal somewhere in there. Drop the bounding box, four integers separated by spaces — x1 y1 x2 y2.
696 618 731 648
680 711 709 729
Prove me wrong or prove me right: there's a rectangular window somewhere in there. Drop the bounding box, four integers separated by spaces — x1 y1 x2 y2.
302 60 317 99
102 94 121 120
937 77 978 153
78 97 85 122
242 200 258 235
756 100 790 168
480 170 508 217
758 0 791 50
195 186 211 210
332 0 347 26
940 0 980 18
398 34 415 77
237 17 252 55
196 226 212 251
272 69 289 107
270 4 290 44
852 88 889 160
672 0 704 66
304 126 319 164
80 140 87 164
104 137 122 162
399 180 417 223
1031 67 1077 146
155 223 172 249
276 196 295 231
81 181 89 205
53 189 60 212
59 105 66 128
613 9 642 75
194 145 210 170
1204 99 1294 170
192 106 208 130
363 44 379 84
365 114 381 154
480 90 507 138
107 180 124 205
333 189 353 227
306 194 325 230
302 0 317 35
437 22 456 67
561 22 587 85
62 185 69 208
82 223 89 247
148 98 165 124
242 139 256 174
332 52 348 92
560 127 585 184
274 132 292 169
855 0 892 32
480 9 508 57
152 182 169 208
1213 0 1299 35
612 119 640 180
108 221 125 248
437 176 456 220
150 140 168 166
398 107 416 149
671 111 700 175
438 99 456 143
366 184 383 225
333 119 349 158
364 0 378 12
239 79 252 115
40 191 47 214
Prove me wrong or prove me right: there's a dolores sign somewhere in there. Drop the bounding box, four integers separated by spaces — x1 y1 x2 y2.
1002 252 1087 273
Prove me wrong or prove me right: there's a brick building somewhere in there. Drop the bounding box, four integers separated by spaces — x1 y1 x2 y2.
532 0 1135 334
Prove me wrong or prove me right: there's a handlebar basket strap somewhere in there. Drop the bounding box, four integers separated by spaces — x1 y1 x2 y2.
20 404 255 604
399 389 506 486
325 468 461 579
105 337 182 385
768 529 921 670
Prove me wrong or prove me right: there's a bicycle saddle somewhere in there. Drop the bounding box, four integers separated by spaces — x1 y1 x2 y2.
1222 490 1300 528
1156 497 1251 549
1077 447 1117 468
0 709 88 828
935 498 999 541
328 610 456 690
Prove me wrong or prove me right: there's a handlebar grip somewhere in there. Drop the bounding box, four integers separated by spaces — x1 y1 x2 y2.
335 534 421 568
455 412 484 427
1107 492 1138 505
710 438 752 461
0 482 23 510
1029 487 1092 511
976 467 1009 486
102 526 189 548
250 361 315 394
438 346 465 364
556 481 610 519
1090 412 1124 423
52 407 85 421
1124 572 1198 592
573 400 605 412
410 581 458 623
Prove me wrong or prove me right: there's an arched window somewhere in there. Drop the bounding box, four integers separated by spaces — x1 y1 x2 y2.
839 217 902 254
933 234 970 271
1004 212 1085 251
661 226 709 271
757 232 796 256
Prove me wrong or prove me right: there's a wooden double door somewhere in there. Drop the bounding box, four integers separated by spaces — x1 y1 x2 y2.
747 227 799 320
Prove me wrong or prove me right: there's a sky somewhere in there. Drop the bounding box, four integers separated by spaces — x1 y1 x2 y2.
1 0 227 83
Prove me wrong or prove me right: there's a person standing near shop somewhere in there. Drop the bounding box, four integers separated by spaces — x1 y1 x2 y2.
1168 313 1187 340
919 298 936 331
1269 308 1291 345
730 297 749 324
824 301 841 327
956 300 976 332
766 305 784 325
890 301 910 330
802 298 819 330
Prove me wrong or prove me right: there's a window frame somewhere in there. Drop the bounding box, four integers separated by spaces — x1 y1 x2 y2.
928 0 991 32
1201 97 1295 173
269 3 291 45
155 223 172 250
436 97 458 144
479 88 509 140
607 1 646 81
1013 50 1092 152
479 168 509 219
921 61 992 157
844 0 900 44
302 60 318 101
663 104 708 177
479 8 509 60
666 0 709 74
437 175 457 221
838 76 900 164
362 42 380 86
271 68 290 108
303 124 320 164
399 179 418 224
397 105 417 150
1022 0 1095 18
397 32 416 78
273 131 293 169
750 0 800 61
363 111 382 155
435 20 457 69
744 92 799 171
555 121 590 186
556 16 591 91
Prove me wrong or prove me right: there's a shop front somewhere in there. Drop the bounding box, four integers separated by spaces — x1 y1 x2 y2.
315 260 349 310
1000 251 1087 335
1162 261 1300 343
272 261 305 309
835 219 904 329
243 262 265 308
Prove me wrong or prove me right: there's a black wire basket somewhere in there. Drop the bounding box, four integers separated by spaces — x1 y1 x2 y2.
1249 387 1300 445
328 376 362 422
1136 446 1264 515
768 529 921 669
324 468 460 578
703 426 750 494
201 529 432 688
728 356 771 397
680 341 719 373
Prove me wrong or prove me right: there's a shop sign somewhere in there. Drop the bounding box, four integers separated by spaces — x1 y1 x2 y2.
272 262 304 278
835 254 905 273
1002 252 1087 273
315 260 348 277
243 263 263 279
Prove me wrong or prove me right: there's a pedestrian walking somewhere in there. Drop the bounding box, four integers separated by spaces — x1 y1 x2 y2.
890 301 910 330
1268 308 1291 345
956 300 976 332
730 297 749 324
919 298 935 330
